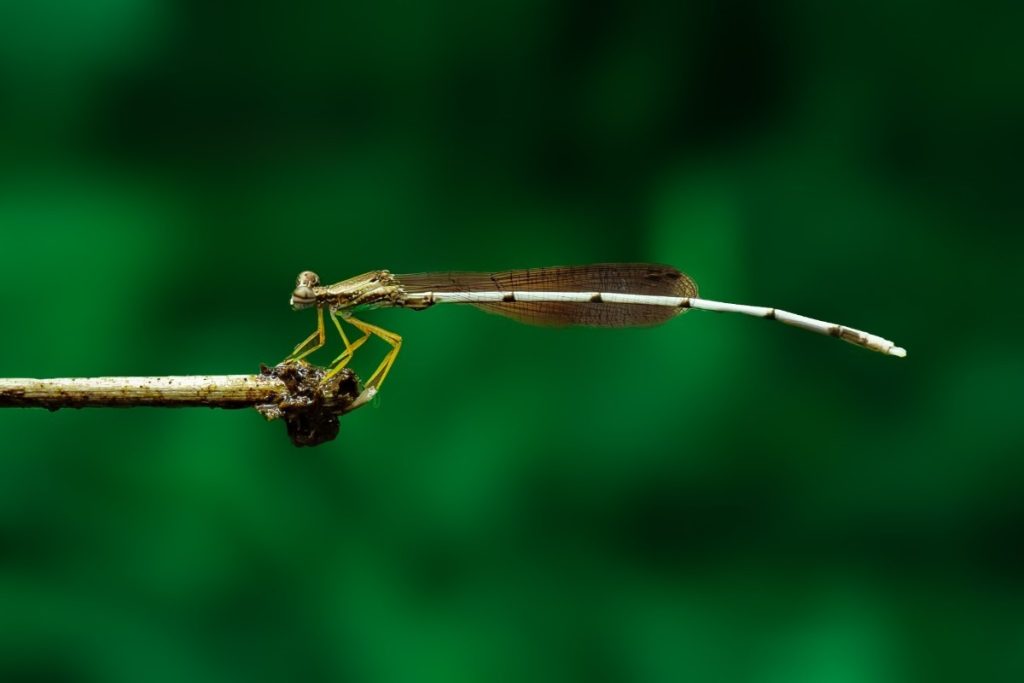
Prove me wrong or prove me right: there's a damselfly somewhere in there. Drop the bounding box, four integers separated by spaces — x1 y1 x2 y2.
286 264 906 393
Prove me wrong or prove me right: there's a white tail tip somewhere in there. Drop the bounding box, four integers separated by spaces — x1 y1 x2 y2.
890 346 907 358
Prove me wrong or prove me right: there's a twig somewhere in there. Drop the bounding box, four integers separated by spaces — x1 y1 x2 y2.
0 361 374 447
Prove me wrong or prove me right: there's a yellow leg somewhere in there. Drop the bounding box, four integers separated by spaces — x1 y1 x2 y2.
332 315 403 391
287 306 326 362
328 309 371 369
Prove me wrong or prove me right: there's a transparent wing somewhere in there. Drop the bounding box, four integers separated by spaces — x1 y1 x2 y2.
396 264 698 328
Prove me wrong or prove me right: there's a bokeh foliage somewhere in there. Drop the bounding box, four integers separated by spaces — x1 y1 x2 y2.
1 0 1022 681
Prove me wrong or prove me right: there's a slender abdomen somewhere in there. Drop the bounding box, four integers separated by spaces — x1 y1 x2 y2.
396 264 698 328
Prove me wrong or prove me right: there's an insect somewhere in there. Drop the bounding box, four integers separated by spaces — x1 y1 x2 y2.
286 264 906 393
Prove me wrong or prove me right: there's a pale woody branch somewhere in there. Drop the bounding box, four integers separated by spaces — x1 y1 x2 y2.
0 361 373 447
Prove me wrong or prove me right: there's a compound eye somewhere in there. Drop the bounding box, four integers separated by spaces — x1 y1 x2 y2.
296 270 320 287
292 285 316 303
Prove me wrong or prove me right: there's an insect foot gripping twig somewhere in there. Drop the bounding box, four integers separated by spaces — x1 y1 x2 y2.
0 360 374 447
255 361 374 446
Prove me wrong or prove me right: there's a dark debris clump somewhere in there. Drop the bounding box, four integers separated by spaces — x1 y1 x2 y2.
257 361 365 447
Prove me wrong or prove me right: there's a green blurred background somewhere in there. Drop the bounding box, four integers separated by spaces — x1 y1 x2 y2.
1 0 1022 681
